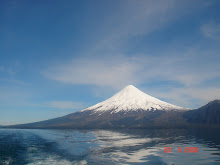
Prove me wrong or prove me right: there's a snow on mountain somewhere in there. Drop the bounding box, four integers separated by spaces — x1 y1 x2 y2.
82 85 185 113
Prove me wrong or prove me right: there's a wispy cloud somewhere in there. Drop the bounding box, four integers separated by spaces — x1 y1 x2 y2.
42 0 220 108
89 0 204 54
0 62 27 85
43 56 141 89
43 46 220 108
0 78 29 85
43 0 218 91
0 65 17 75
146 87 220 108
201 22 220 40
44 46 220 88
45 101 86 110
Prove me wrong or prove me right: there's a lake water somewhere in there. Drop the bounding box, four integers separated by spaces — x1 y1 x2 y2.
0 128 220 165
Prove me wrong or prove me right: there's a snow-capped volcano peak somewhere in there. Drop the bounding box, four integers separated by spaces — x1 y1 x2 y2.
82 85 185 113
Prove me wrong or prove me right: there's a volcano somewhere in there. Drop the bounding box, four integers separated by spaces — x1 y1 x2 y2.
5 85 220 129
82 85 185 113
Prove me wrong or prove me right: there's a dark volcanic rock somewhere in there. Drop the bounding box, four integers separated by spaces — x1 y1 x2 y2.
184 100 220 126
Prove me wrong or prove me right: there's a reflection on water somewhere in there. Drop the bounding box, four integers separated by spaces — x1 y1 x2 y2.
0 128 220 164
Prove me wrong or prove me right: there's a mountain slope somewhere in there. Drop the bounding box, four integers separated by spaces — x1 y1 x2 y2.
6 109 188 129
184 100 220 125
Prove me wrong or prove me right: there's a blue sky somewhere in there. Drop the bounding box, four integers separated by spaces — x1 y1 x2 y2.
1 0 220 125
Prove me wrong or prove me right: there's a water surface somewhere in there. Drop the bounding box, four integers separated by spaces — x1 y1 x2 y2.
0 128 220 164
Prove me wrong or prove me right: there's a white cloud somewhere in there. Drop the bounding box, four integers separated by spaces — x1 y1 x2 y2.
43 56 142 89
42 1 220 108
42 0 218 90
146 87 220 108
0 78 29 85
45 101 86 110
43 48 220 108
0 65 17 75
90 0 203 54
201 22 220 39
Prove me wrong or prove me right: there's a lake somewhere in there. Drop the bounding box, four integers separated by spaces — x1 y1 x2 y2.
0 128 220 165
